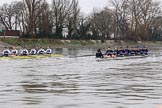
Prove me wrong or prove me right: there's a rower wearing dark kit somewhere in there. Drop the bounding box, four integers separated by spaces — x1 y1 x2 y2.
135 48 141 55
124 46 131 56
113 47 118 57
141 47 148 55
96 49 104 58
118 47 125 56
130 47 136 56
105 47 114 57
133 46 140 55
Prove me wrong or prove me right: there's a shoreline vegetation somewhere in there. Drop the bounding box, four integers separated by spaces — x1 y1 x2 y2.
0 38 162 49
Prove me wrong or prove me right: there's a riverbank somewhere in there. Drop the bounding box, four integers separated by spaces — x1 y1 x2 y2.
0 38 162 49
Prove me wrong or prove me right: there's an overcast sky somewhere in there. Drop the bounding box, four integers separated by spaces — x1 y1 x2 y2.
0 0 108 14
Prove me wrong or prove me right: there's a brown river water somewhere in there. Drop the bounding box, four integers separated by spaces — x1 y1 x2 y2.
0 47 162 108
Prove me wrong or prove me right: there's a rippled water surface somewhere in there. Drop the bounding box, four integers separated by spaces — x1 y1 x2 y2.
0 47 162 108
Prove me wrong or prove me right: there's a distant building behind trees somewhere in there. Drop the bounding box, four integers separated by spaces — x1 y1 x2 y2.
0 0 162 41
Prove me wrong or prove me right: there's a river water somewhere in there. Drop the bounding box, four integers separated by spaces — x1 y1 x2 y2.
0 47 162 108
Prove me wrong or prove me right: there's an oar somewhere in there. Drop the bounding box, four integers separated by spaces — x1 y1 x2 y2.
69 54 95 58
70 53 110 58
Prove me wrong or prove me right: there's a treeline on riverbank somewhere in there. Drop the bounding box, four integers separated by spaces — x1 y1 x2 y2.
0 38 162 49
0 38 95 48
0 0 162 41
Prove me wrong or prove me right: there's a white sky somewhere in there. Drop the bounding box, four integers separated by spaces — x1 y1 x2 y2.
0 0 108 14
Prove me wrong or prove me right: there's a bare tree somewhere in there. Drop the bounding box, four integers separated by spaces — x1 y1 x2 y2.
66 0 80 39
51 0 75 38
0 3 15 30
77 15 91 39
22 0 47 38
137 0 161 40
90 8 114 40
150 16 162 40
109 0 130 40
11 1 25 31
127 0 161 40
36 2 52 37
109 0 161 40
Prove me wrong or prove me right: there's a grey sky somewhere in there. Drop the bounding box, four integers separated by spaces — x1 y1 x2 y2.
0 0 108 14
78 0 108 14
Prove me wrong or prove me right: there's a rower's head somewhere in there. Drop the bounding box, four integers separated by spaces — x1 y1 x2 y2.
12 46 16 49
32 45 36 49
107 47 111 50
97 49 101 52
4 46 8 49
114 47 117 50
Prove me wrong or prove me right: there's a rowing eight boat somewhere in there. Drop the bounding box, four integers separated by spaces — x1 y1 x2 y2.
96 54 148 61
0 54 63 60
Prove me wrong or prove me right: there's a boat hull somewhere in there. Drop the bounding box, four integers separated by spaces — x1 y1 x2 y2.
0 54 63 60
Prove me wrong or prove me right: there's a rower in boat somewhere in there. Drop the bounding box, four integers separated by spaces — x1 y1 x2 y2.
11 47 18 56
2 47 11 57
46 46 52 54
124 46 131 56
130 47 136 56
96 49 104 58
21 47 29 56
118 47 125 57
95 46 149 60
113 47 118 57
133 46 140 55
29 48 37 55
37 47 46 55
134 47 140 55
141 46 148 55
105 47 115 58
